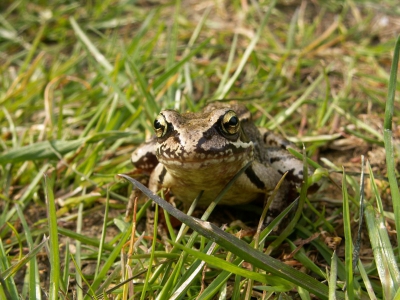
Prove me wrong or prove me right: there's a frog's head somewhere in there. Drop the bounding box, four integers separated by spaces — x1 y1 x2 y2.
153 105 254 170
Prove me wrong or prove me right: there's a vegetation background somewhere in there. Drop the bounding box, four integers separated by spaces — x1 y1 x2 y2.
1 0 400 299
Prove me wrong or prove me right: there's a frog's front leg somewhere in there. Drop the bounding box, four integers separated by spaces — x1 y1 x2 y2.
243 161 292 211
235 160 298 229
261 129 313 185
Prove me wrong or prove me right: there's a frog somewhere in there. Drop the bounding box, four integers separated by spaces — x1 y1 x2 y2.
130 102 313 222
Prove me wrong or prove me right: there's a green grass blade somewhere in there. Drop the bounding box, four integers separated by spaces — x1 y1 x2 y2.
383 35 400 252
86 226 132 299
342 168 354 299
4 163 50 225
197 201 298 300
0 131 132 164
170 241 217 300
152 37 213 92
296 224 347 282
286 8 299 50
44 172 61 300
3 2 400 299
120 174 341 300
287 240 325 278
332 104 383 141
215 33 238 96
367 162 400 286
69 17 113 72
0 239 21 299
172 241 292 288
267 73 324 129
155 163 255 298
141 204 158 300
357 260 377 300
20 22 47 74
181 6 211 101
364 204 395 299
0 139 85 164
95 190 110 277
127 9 158 60
62 239 70 296
124 56 158 116
213 0 277 100
165 0 180 104
328 251 338 300
1 237 48 280
57 227 114 252
75 202 84 300
16 205 41 299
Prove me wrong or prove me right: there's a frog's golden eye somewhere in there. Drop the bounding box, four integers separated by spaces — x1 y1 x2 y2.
154 114 168 138
221 110 240 135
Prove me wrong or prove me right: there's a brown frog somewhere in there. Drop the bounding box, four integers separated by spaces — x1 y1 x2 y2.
131 102 312 218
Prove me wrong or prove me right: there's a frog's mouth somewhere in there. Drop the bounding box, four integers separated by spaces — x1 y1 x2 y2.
155 133 255 167
157 147 254 168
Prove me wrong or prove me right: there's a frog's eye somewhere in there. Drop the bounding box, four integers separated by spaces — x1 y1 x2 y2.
221 110 240 135
154 114 168 138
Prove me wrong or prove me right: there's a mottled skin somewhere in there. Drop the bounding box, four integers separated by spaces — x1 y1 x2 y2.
132 102 310 214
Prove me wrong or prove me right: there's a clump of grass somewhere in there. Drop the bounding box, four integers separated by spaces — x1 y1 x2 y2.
1 1 400 299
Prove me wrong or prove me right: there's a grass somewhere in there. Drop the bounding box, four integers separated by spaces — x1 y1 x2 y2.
1 0 400 299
